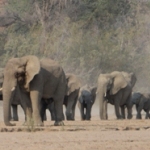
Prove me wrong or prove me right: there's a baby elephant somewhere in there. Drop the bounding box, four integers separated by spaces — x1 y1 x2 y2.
131 92 150 119
78 85 97 120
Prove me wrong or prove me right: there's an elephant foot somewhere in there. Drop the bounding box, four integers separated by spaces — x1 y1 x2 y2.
136 115 142 119
67 119 75 121
67 118 75 121
22 121 28 126
116 115 124 120
100 116 108 120
117 117 123 120
33 120 44 127
100 118 107 120
11 118 18 121
24 120 44 127
5 122 16 126
54 121 64 126
127 115 133 119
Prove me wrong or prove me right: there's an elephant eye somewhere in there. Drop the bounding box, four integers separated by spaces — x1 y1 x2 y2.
15 72 25 78
15 72 19 78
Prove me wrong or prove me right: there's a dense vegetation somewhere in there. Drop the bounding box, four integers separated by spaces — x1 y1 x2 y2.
0 0 150 91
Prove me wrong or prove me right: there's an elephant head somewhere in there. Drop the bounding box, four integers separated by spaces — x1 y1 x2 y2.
79 85 96 104
3 55 40 126
66 74 81 96
131 92 142 105
96 71 136 120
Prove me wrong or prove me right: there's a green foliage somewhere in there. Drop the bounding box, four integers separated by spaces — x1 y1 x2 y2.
0 0 150 90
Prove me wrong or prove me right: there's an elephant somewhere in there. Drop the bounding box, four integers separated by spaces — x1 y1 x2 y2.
78 85 97 120
130 92 150 119
2 55 67 126
96 71 136 120
40 73 81 121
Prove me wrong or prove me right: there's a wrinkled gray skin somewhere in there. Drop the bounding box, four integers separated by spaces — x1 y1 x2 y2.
0 68 22 121
130 92 150 119
78 85 97 120
3 55 66 126
40 73 81 121
96 71 136 120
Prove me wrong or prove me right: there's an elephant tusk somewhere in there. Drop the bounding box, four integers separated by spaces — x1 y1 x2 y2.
0 87 2 91
104 92 107 97
11 86 15 91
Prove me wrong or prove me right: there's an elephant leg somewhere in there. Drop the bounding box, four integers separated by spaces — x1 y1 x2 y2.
11 104 19 121
114 100 122 119
18 90 32 126
43 112 47 121
71 101 76 120
136 103 143 119
40 100 47 122
145 113 148 119
103 100 108 120
48 102 56 121
148 112 150 119
65 93 77 121
126 105 133 119
53 97 64 126
136 109 142 119
30 90 43 126
120 105 125 119
71 96 78 120
85 104 92 120
145 110 150 119
66 100 74 121
78 102 85 120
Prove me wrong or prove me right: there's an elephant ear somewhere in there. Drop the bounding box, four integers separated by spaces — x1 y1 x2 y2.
66 74 81 95
121 72 137 88
129 72 136 88
22 55 40 90
110 72 127 95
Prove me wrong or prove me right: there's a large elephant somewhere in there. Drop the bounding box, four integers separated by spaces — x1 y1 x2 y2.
96 71 136 120
78 85 97 120
2 55 67 126
40 73 81 121
130 92 150 119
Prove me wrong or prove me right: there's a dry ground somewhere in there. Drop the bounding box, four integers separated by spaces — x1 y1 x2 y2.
0 102 150 150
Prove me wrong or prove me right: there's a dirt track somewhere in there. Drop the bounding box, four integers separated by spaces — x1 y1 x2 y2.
0 102 150 150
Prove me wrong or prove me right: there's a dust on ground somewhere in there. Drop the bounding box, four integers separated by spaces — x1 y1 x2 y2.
0 101 149 150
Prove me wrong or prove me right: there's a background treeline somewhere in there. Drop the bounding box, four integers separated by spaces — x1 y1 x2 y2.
0 0 150 91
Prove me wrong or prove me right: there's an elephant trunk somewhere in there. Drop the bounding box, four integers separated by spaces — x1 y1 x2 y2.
3 85 16 126
96 85 107 120
99 94 105 119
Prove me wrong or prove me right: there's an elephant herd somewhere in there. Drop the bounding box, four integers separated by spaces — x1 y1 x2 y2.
0 55 149 127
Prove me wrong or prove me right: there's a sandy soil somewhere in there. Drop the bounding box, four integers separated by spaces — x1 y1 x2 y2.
0 102 150 150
